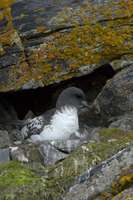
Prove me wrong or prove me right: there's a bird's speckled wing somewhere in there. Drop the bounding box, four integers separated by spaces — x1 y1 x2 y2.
21 108 55 140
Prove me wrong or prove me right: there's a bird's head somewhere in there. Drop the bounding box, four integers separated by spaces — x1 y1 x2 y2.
56 87 91 110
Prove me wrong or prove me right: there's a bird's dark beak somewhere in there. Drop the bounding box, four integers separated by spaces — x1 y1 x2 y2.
81 100 91 110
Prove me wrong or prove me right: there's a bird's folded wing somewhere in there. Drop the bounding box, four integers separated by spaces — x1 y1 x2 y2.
21 108 56 140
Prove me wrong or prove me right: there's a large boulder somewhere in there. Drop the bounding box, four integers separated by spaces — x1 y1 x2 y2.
0 0 133 92
92 65 133 127
62 145 133 200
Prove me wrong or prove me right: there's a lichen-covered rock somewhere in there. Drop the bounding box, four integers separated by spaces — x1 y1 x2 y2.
50 140 88 153
111 187 133 200
0 129 133 199
0 148 10 165
10 146 28 163
109 115 133 133
0 0 133 92
10 129 23 141
39 142 68 167
62 145 133 200
0 130 12 148
110 54 133 72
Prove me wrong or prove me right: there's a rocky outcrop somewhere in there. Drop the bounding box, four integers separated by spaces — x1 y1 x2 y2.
0 127 132 199
93 65 133 127
39 143 68 167
0 148 10 165
0 0 133 199
62 145 133 200
0 0 133 92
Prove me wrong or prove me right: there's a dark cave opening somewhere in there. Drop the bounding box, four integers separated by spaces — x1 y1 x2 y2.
0 64 115 119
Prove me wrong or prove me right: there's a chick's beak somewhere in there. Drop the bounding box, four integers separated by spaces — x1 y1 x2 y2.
81 100 92 110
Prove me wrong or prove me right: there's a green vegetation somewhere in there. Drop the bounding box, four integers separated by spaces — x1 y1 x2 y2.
0 161 55 200
0 128 133 199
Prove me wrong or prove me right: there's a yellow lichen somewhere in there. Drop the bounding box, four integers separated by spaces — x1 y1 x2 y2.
36 27 46 32
0 29 16 45
1 0 133 92
4 7 12 21
118 192 124 197
38 8 45 11
0 0 16 10
102 191 108 196
20 13 25 18
0 12 4 21
35 18 43 21
119 175 133 186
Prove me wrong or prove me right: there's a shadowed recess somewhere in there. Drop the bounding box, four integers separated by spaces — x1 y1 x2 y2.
0 64 115 119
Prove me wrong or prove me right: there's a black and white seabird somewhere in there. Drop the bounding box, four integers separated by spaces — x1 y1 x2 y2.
21 87 91 142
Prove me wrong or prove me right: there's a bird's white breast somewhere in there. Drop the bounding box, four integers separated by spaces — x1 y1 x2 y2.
30 107 79 142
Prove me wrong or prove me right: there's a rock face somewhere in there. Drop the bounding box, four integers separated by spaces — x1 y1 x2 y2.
0 130 12 148
39 142 68 167
0 0 133 199
10 146 28 163
0 0 133 92
93 65 133 127
0 148 10 165
62 145 133 200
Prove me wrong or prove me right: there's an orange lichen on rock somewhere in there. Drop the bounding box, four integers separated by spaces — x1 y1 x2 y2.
0 12 4 21
0 0 16 10
38 8 45 11
20 13 25 18
35 18 43 21
0 29 19 46
1 0 133 92
33 0 131 77
20 0 133 88
36 27 46 32
119 175 133 186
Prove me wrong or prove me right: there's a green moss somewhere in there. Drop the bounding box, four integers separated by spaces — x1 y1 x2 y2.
0 130 133 199
0 161 38 186
0 161 55 199
28 147 43 164
47 132 133 199
99 128 133 142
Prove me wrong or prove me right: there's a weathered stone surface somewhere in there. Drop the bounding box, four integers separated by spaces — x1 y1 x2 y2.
109 115 133 133
110 54 133 72
0 148 10 165
111 187 133 200
10 129 23 141
50 140 88 153
0 130 12 148
10 146 28 163
79 126 100 142
93 65 133 127
62 145 133 200
0 128 132 199
39 142 68 166
0 0 133 92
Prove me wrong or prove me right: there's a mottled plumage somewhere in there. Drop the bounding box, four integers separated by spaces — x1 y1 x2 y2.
21 87 91 142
